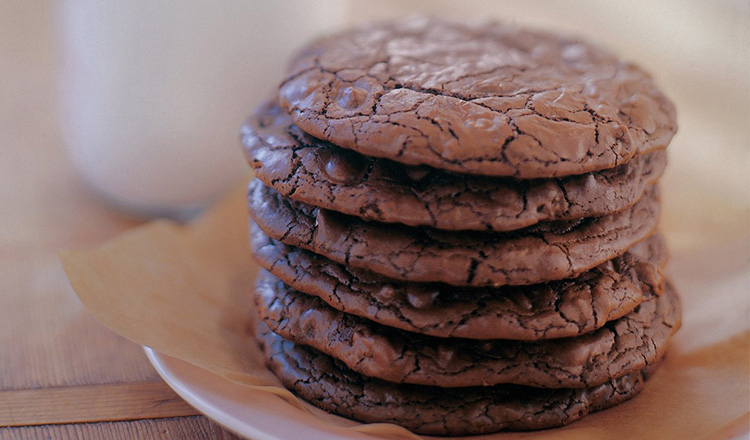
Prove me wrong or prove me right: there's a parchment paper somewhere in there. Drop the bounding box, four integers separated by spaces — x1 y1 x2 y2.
60 182 750 440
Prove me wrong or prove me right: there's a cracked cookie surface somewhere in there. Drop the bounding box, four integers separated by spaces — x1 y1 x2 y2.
255 273 680 389
252 228 667 340
244 102 667 231
278 17 676 179
248 180 661 286
255 318 658 435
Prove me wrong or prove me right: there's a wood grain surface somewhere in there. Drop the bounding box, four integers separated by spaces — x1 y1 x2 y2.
0 382 198 427
0 1 242 438
0 1 747 439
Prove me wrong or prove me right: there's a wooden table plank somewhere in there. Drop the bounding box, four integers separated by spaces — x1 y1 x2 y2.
0 4 246 438
0 248 163 391
0 416 243 440
0 382 199 427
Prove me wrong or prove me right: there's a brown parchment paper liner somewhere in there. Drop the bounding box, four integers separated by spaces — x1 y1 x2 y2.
60 182 749 440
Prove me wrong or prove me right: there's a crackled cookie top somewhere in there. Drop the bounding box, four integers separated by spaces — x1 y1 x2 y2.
252 228 666 340
279 17 676 178
244 102 667 231
255 271 680 389
248 179 661 286
256 319 656 435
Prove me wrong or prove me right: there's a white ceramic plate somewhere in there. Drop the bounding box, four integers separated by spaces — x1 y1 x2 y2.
145 344 749 440
144 347 377 440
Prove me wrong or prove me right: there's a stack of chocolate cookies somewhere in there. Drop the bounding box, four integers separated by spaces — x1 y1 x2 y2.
243 18 681 436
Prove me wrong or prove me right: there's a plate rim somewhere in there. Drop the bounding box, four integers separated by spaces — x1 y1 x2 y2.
142 347 380 440
144 346 279 440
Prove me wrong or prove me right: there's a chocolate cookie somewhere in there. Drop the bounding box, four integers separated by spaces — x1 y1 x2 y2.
256 318 658 435
252 227 667 340
255 273 679 389
243 102 667 231
279 18 677 178
248 180 661 286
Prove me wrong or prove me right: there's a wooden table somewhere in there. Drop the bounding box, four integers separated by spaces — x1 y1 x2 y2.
0 2 241 438
1 1 747 439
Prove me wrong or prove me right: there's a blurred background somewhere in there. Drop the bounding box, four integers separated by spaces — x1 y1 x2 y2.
0 1 747 437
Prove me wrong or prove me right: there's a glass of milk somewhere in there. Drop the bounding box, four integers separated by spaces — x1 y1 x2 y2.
57 0 341 219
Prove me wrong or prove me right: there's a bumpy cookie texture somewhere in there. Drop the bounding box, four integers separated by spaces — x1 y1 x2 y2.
279 18 676 178
252 228 667 340
256 273 680 388
244 102 668 231
248 179 661 286
256 319 657 435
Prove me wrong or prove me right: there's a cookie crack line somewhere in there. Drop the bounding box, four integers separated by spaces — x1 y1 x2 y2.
287 77 633 178
255 316 660 435
247 231 665 341
278 17 676 179
248 179 661 287
255 271 680 389
244 102 667 231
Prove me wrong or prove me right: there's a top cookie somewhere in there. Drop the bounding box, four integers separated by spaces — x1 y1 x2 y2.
279 17 677 178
